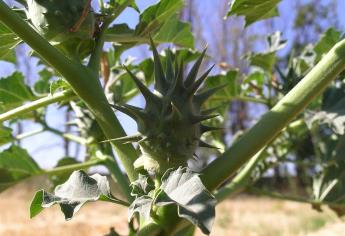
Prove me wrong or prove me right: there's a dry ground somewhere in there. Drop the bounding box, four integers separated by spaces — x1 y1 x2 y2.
1 179 344 236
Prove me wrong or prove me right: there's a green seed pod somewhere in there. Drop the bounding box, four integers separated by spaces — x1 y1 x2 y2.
112 40 224 174
26 0 95 44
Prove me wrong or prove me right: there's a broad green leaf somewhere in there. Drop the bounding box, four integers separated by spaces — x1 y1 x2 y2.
0 145 41 192
314 28 342 62
152 15 194 48
227 0 281 26
135 0 183 36
154 167 216 235
0 124 13 145
108 0 139 12
247 52 276 72
0 72 35 113
246 32 286 72
30 170 127 219
205 69 240 106
105 0 193 58
33 69 54 94
0 22 21 63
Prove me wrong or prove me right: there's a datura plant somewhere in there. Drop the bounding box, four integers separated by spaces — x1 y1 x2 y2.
3 0 345 235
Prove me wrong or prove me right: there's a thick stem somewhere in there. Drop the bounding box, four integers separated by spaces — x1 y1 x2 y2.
0 1 138 182
215 148 265 202
202 38 345 190
0 90 76 122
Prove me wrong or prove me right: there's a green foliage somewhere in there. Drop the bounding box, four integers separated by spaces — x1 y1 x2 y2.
0 145 41 192
26 0 95 44
227 0 281 26
0 72 35 113
106 0 194 58
0 22 21 62
0 124 13 145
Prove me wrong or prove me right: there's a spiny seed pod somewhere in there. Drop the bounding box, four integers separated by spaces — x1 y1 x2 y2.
112 41 224 174
26 0 95 44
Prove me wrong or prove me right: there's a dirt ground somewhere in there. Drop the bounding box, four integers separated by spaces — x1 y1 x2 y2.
1 179 344 236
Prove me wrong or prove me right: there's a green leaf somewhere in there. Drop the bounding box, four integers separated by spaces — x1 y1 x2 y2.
0 72 35 113
0 124 13 146
33 69 54 94
0 145 41 192
247 52 276 72
135 0 183 36
0 22 21 63
154 167 216 235
227 0 281 26
105 0 193 57
314 28 342 62
246 32 286 71
30 170 127 219
30 189 45 218
152 15 194 48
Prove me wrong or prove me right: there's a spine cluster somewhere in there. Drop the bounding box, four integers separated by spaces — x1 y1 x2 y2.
112 40 223 174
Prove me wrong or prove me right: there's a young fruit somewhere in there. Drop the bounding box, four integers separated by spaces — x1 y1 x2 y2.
26 0 95 44
112 41 223 174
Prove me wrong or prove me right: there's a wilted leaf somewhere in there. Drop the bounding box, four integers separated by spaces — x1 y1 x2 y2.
227 0 281 26
128 195 153 222
30 170 128 219
0 145 41 192
130 174 155 197
155 167 216 235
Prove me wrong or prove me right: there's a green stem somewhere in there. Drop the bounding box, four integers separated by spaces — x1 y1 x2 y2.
215 148 266 202
104 34 149 44
211 95 268 105
102 149 133 201
15 128 44 140
0 90 76 122
248 187 345 209
0 1 138 181
42 159 102 176
202 38 345 191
